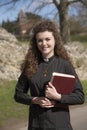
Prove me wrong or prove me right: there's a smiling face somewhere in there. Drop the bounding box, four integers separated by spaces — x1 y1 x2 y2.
36 31 55 58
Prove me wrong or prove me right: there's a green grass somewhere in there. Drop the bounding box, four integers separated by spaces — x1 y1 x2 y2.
71 34 87 48
81 80 87 104
0 80 28 127
0 80 87 127
17 40 29 45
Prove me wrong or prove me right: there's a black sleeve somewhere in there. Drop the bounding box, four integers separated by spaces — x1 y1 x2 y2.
60 61 85 105
14 73 33 105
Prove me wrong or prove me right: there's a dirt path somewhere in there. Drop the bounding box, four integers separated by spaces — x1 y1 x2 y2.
1 105 87 130
70 105 87 130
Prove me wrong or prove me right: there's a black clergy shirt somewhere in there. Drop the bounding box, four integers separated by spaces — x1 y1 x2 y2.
14 55 84 130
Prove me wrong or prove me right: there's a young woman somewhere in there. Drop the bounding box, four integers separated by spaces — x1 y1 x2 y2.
14 20 84 130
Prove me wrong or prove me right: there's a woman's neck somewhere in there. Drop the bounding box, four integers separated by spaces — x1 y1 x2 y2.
43 55 55 62
42 53 54 59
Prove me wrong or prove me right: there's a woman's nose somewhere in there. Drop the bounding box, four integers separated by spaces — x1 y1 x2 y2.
42 40 46 45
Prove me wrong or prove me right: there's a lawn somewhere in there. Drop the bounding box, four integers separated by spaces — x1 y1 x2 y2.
0 80 28 127
71 34 87 48
81 80 87 103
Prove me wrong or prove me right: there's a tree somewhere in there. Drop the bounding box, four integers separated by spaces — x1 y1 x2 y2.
2 20 19 34
69 17 83 35
0 0 87 44
27 0 87 43
2 11 42 41
77 1 87 30
55 0 70 43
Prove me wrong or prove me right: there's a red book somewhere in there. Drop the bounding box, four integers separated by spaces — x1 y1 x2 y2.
50 72 76 94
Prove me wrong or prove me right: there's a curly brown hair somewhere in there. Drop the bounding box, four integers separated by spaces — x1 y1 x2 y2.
21 19 72 78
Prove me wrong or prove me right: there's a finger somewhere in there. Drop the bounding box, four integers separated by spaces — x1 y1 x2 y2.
45 85 49 90
48 82 54 88
44 97 50 102
42 104 54 108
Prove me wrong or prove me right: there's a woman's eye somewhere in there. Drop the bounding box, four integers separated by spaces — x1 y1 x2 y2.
37 39 42 43
46 38 50 41
37 38 50 43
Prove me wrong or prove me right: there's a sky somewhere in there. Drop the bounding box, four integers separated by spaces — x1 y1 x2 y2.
0 0 78 25
0 0 33 24
0 0 55 24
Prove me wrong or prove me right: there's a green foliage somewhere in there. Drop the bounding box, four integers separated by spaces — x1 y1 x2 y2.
70 34 87 49
2 20 20 34
71 34 87 43
69 18 83 35
1 11 42 42
26 12 42 20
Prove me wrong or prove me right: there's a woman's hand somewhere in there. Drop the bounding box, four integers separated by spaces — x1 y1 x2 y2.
32 97 55 108
45 82 61 101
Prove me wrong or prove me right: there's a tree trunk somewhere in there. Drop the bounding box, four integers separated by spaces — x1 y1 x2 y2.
59 0 70 44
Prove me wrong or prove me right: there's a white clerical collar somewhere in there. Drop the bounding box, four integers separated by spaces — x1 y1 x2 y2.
43 55 55 62
43 58 49 62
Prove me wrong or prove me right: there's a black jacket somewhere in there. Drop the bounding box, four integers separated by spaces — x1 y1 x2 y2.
14 56 84 130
